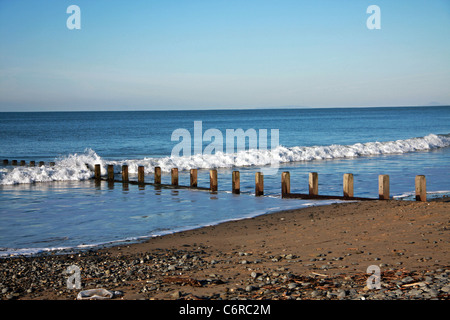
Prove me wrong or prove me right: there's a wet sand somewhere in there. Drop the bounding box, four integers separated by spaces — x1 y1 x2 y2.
1 198 449 300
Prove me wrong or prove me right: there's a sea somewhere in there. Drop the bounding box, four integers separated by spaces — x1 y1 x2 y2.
1 106 449 257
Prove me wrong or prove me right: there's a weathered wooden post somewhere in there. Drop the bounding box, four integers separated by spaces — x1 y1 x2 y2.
415 175 426 202
309 172 318 196
210 169 218 192
3 159 8 165
20 160 26 166
255 172 264 196
11 160 17 166
378 175 390 200
50 162 55 166
107 165 114 181
232 171 240 194
30 161 35 167
122 165 129 182
281 171 290 197
190 169 198 187
94 164 101 180
171 168 178 186
138 166 145 184
154 167 161 184
39 161 45 167
343 173 354 199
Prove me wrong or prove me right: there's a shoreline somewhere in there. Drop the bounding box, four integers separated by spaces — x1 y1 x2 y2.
0 198 449 300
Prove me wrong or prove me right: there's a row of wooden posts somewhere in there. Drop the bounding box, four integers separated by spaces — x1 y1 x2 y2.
2 159 56 166
95 164 428 202
1 159 428 202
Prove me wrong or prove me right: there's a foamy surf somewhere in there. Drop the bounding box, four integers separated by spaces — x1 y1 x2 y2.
1 133 449 185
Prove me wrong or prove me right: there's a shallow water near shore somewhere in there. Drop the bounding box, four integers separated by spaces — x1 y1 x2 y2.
0 107 449 256
0 179 341 256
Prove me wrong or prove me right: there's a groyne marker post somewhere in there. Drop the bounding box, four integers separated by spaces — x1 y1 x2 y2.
107 165 114 181
210 169 218 192
415 175 426 202
255 172 264 196
154 167 161 184
171 168 179 186
190 169 198 187
122 165 129 182
343 173 354 199
138 166 145 184
378 174 390 200
94 164 101 180
309 172 319 196
281 171 290 197
232 171 240 194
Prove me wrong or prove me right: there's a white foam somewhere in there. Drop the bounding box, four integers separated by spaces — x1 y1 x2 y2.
110 133 450 173
1 133 449 185
0 149 99 185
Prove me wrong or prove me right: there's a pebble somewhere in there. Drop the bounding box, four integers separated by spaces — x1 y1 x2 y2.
245 285 256 292
171 291 181 299
1 249 449 301
287 283 298 289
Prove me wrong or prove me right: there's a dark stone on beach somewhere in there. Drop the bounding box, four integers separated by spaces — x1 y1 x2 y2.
287 283 297 290
310 290 320 298
245 285 256 292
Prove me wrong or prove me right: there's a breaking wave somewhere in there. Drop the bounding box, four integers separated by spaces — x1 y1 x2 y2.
1 133 449 185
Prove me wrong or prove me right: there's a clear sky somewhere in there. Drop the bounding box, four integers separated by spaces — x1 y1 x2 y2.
0 0 449 111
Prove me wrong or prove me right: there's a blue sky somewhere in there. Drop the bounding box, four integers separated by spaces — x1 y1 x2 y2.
0 0 449 111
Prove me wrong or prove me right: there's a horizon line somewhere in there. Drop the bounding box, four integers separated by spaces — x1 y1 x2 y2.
1 104 449 113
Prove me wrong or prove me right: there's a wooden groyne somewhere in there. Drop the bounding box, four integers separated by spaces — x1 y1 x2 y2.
2 159 55 167
93 164 428 202
1 159 429 202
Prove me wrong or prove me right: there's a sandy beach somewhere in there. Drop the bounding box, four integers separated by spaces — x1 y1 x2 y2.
0 198 449 301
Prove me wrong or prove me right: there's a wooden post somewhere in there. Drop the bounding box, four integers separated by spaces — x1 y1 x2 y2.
281 171 290 197
122 165 129 182
19 160 25 166
309 172 318 196
232 171 240 194
210 169 217 192
378 175 390 200
12 160 17 165
94 164 101 180
190 169 198 187
107 165 114 181
138 166 145 184
154 167 161 184
50 162 55 166
30 161 35 167
255 172 264 196
415 175 426 202
171 168 178 186
343 173 354 198
2 159 8 165
39 161 45 167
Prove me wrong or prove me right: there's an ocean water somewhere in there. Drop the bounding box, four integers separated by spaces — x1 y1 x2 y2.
1 106 449 257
